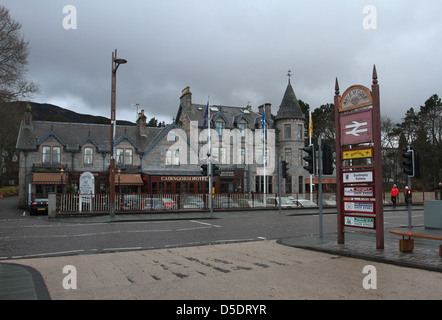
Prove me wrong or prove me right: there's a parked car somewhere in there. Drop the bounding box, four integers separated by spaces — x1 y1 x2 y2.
213 196 239 208
142 198 165 210
180 195 205 209
121 195 140 210
30 198 48 215
322 197 337 206
265 196 296 207
237 199 265 208
294 199 317 207
162 198 176 209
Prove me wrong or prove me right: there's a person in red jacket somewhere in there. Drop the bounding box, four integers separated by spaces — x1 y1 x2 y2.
390 184 399 207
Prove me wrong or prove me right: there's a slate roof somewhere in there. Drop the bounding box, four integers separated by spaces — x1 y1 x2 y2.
16 120 165 155
275 81 306 121
176 103 273 129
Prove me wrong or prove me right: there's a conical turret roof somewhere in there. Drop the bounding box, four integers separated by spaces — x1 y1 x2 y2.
275 80 306 121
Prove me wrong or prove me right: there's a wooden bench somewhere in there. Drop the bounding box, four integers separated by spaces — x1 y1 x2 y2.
389 229 442 256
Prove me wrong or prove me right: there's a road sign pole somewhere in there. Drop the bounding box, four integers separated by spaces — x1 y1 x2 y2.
372 65 384 249
278 156 282 215
334 79 344 244
318 138 323 239
408 175 412 228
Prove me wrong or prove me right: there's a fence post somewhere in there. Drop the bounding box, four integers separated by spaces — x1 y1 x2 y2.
48 192 57 219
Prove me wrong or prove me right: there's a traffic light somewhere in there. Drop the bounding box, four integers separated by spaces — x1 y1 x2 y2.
322 144 334 175
281 161 288 178
405 187 412 206
303 144 316 175
403 146 419 177
402 147 413 176
201 164 208 176
212 164 220 177
413 151 420 178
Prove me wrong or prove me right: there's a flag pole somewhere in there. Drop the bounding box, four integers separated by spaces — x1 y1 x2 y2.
262 109 266 206
207 98 213 215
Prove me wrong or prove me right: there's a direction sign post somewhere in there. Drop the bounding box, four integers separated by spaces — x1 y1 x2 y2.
334 66 384 249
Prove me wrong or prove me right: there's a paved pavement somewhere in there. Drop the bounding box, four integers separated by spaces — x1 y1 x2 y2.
1 210 441 300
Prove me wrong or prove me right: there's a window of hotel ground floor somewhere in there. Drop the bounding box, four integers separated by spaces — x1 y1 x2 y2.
148 177 208 194
35 184 63 198
285 175 292 193
255 175 273 193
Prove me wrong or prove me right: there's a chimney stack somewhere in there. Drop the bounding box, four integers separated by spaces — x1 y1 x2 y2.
265 103 271 117
180 86 192 108
24 102 33 129
137 110 147 136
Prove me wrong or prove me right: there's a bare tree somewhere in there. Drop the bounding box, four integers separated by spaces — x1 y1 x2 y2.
0 5 39 103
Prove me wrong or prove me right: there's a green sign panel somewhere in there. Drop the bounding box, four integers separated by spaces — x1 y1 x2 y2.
344 216 375 229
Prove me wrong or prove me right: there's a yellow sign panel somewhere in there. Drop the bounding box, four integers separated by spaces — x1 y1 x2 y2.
342 148 373 160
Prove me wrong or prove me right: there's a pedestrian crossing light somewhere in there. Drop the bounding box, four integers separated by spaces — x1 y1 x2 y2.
303 144 316 175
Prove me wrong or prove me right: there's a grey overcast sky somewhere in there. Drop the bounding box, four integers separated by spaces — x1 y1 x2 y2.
3 0 441 124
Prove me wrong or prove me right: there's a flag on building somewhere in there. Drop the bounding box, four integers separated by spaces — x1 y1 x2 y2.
203 101 209 129
260 108 266 136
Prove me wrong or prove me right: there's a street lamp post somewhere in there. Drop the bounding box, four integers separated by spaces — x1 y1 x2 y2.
60 168 64 194
109 49 127 217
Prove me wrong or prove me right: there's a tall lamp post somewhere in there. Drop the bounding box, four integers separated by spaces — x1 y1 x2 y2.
110 49 127 217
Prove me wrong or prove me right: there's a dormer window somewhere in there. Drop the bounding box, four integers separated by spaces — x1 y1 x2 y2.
238 123 246 138
42 146 51 164
84 147 93 165
116 148 133 166
52 147 61 164
216 121 223 136
42 145 61 164
125 149 133 165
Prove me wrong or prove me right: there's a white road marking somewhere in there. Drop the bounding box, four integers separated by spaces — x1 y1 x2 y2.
190 220 221 228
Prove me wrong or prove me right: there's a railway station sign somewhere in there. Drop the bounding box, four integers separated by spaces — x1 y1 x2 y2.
340 109 373 146
339 85 373 112
334 66 384 248
342 170 373 184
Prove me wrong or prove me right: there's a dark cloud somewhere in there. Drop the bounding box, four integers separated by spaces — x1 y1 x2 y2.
3 0 442 124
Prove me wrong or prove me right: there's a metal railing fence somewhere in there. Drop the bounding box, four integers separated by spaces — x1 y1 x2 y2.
56 191 436 214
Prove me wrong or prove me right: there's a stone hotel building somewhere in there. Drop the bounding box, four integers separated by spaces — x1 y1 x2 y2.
16 80 316 206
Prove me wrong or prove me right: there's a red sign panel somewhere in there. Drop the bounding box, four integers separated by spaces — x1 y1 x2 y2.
343 186 374 197
340 109 373 146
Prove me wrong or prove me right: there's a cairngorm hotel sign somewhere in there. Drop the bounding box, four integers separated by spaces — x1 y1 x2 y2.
161 176 208 182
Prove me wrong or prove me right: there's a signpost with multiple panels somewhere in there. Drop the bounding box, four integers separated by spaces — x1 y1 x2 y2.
334 66 384 249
